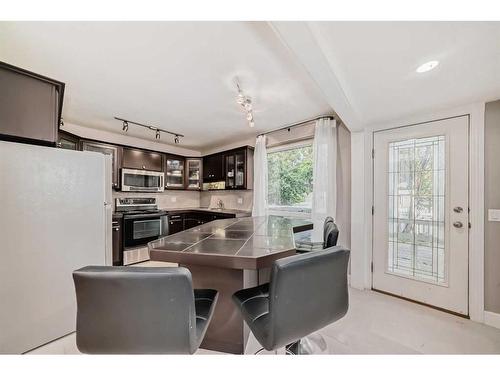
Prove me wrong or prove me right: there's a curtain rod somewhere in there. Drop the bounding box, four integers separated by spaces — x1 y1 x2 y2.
257 115 336 137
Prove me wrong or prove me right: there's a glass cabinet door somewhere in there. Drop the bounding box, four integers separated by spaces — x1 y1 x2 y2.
166 158 185 189
186 159 202 190
235 151 245 188
225 154 235 188
57 136 78 150
81 140 120 188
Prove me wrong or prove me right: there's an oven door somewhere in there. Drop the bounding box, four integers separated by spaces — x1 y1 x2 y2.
123 213 165 248
121 169 164 192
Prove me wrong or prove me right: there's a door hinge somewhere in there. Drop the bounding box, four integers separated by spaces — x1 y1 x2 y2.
371 262 374 273
372 206 374 215
469 222 472 229
372 149 375 158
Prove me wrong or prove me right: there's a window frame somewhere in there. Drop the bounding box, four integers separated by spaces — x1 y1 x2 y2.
266 138 314 218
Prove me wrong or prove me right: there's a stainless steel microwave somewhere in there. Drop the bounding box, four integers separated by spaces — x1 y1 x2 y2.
121 168 164 192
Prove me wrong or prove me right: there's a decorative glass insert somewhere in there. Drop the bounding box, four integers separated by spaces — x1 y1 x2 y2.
387 136 446 284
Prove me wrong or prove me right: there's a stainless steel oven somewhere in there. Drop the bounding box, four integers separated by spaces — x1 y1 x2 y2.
123 212 168 248
115 197 168 265
121 168 164 192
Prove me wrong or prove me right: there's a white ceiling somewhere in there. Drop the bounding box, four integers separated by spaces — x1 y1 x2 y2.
308 21 500 127
1 21 500 144
0 22 332 150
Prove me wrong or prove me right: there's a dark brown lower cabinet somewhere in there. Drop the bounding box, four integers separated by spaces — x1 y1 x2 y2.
184 216 201 230
112 217 123 266
167 215 184 235
167 211 236 235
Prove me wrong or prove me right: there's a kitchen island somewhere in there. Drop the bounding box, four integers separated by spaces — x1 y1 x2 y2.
148 215 313 354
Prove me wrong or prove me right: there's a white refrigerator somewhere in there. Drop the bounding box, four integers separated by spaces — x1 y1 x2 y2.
0 140 112 354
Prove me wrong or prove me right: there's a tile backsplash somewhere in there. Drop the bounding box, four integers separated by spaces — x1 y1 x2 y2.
200 190 253 211
112 189 253 212
112 190 200 210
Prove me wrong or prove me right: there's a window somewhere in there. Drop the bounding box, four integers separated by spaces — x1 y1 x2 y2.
267 141 313 214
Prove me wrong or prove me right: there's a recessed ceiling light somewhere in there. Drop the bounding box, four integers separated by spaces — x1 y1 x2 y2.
416 60 439 73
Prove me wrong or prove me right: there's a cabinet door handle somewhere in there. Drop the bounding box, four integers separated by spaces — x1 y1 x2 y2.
142 165 146 169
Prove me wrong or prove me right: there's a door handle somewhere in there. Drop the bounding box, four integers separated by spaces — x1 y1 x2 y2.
453 206 463 213
453 221 463 228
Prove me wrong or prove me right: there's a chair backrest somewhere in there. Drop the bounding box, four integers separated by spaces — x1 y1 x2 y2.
323 216 334 240
72 266 197 354
324 219 339 248
268 247 350 349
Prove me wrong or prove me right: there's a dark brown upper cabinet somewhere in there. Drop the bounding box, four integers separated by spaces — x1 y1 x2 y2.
81 140 122 189
122 147 163 172
224 146 254 189
57 130 80 151
203 153 224 182
0 61 64 146
164 154 185 189
185 158 202 190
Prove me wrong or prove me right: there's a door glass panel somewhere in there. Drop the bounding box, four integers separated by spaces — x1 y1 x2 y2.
387 136 446 284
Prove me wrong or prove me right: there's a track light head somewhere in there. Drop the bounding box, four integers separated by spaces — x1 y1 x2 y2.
122 121 129 132
174 135 180 144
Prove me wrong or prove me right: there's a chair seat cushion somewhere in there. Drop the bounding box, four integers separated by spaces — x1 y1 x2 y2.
232 283 271 349
194 289 218 345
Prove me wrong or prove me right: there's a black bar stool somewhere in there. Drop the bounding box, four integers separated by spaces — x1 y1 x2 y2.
73 266 218 354
232 247 350 354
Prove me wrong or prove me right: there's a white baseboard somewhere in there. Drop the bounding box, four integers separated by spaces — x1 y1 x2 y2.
484 311 500 329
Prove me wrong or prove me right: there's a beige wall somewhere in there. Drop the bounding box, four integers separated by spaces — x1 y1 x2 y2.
484 100 500 314
336 122 351 249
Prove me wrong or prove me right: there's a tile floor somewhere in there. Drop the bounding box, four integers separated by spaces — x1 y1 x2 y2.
27 285 500 354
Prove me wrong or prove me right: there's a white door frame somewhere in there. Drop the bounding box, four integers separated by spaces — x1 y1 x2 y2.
350 102 485 322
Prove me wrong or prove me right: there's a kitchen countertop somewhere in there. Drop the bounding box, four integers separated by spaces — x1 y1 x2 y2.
112 207 251 219
148 215 313 269
161 207 252 217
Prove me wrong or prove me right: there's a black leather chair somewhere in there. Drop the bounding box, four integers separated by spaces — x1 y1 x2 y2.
232 247 350 354
323 217 339 248
72 266 218 354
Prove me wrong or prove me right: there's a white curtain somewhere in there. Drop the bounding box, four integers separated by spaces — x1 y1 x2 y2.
252 135 268 217
311 118 337 241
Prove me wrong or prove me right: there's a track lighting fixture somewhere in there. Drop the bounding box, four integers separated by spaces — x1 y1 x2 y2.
115 117 184 143
235 80 255 128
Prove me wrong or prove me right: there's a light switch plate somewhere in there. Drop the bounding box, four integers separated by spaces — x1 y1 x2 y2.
237 197 243 205
488 209 500 221
171 196 177 203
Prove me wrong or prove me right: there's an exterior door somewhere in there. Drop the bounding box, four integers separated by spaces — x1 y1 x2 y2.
372 116 469 315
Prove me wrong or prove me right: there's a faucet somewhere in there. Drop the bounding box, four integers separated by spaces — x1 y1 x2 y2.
217 199 224 209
